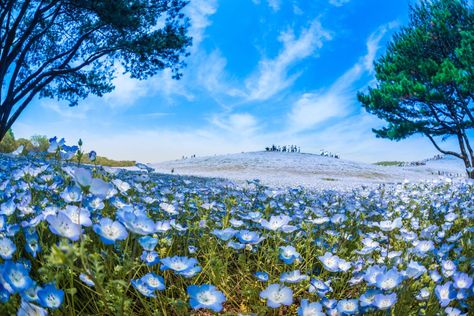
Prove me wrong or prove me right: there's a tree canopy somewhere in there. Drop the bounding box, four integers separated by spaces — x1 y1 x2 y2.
0 0 191 140
358 0 474 178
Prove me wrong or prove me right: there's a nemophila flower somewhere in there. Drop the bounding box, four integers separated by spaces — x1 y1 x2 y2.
179 265 202 278
89 178 113 198
260 214 292 231
227 240 245 250
62 206 92 227
17 300 47 316
46 212 81 241
139 273 165 291
71 167 92 187
88 150 97 161
279 246 301 264
298 299 325 316
375 268 403 291
435 282 457 307
413 240 435 255
229 218 244 227
308 278 332 295
430 270 442 283
131 279 156 298
160 256 200 277
360 289 381 307
2 261 33 293
416 288 431 301
112 179 131 193
364 265 386 286
373 293 397 310
337 299 359 315
0 199 15 216
24 230 41 258
321 297 337 310
138 236 158 251
441 260 457 277
212 228 237 241
260 284 293 308
254 272 269 282
140 251 160 266
405 261 427 279
445 307 466 316
155 220 172 233
93 218 128 245
79 273 95 287
452 272 473 290
159 202 178 215
187 284 226 312
121 213 155 235
280 270 308 284
37 284 64 309
319 252 341 272
377 217 402 232
236 230 260 244
0 237 16 259
60 186 82 203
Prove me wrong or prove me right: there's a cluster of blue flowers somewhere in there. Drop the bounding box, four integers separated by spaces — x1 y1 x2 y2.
0 139 472 315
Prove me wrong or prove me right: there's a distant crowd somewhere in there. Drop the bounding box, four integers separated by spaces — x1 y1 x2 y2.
319 150 340 159
265 145 300 153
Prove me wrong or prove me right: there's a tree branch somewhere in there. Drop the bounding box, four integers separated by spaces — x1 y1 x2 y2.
424 132 463 159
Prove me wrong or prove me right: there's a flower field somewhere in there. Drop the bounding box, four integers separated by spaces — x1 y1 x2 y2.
0 150 472 315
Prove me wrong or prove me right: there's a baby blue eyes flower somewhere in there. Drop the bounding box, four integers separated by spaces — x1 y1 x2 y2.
254 272 269 282
280 270 308 284
0 237 16 259
88 151 97 162
236 230 260 244
138 273 166 291
138 236 158 251
131 279 156 298
140 251 160 266
318 252 342 272
308 278 332 295
279 246 301 264
452 272 473 290
260 214 292 231
373 293 397 310
160 256 200 277
2 261 33 293
37 284 64 309
60 186 82 203
435 282 457 307
46 212 81 241
260 284 293 308
298 299 325 316
79 273 95 287
405 261 427 279
93 218 128 245
375 269 403 291
17 300 47 316
187 284 226 312
337 299 359 315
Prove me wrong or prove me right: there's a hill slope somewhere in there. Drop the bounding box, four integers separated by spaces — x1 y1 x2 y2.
151 152 467 190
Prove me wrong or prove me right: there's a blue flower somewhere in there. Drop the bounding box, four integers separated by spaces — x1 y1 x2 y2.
435 282 456 307
131 279 156 298
235 230 260 244
212 228 234 242
260 215 292 231
405 261 427 279
37 284 64 309
187 284 226 312
17 300 47 316
360 289 381 308
140 251 160 266
318 252 341 272
280 270 308 284
139 273 165 291
46 212 81 241
452 272 473 290
60 186 82 203
308 278 332 296
254 272 269 282
93 218 128 245
279 246 301 264
0 237 16 259
298 299 325 316
79 274 95 287
337 299 359 315
260 284 293 308
375 268 403 291
2 261 33 293
138 236 158 251
160 256 200 277
373 293 397 310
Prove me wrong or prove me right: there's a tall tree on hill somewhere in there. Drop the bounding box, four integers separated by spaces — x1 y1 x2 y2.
357 0 474 178
0 0 191 141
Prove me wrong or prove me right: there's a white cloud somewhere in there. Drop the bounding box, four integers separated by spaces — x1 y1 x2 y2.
185 0 218 49
245 20 332 101
287 22 398 132
329 0 351 7
211 112 259 136
267 0 281 11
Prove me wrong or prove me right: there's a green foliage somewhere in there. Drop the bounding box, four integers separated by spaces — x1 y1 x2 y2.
0 129 16 153
0 0 191 140
358 0 474 176
70 155 136 167
374 161 404 166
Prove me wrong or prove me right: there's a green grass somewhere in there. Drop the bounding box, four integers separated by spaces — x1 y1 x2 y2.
373 161 403 167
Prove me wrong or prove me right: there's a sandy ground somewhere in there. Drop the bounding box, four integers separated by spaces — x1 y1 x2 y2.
150 152 468 190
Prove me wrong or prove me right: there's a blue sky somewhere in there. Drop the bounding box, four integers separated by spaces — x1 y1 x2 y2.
14 0 461 163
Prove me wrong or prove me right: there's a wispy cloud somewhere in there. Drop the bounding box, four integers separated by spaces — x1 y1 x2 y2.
287 22 398 133
185 0 218 49
329 0 351 7
245 20 332 101
211 112 259 136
